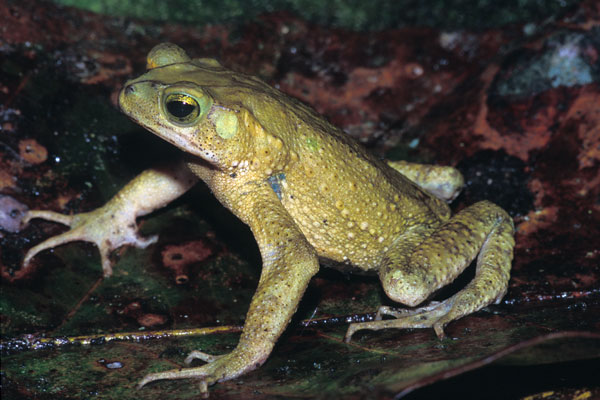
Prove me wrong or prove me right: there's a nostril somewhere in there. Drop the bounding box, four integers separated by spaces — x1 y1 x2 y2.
125 85 136 94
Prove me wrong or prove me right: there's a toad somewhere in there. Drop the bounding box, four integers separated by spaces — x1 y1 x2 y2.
23 43 514 395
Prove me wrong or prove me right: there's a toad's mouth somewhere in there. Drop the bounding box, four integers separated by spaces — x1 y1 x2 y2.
182 152 216 171
122 111 220 169
118 84 221 167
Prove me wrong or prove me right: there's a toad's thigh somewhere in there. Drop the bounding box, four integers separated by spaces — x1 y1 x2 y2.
379 200 514 307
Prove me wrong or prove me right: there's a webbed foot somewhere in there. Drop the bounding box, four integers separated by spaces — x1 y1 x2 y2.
344 300 454 342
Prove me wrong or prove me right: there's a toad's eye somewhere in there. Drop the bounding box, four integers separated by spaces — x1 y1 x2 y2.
164 93 200 123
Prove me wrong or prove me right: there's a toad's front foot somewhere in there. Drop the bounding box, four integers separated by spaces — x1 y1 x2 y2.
22 165 198 277
137 349 264 397
23 203 156 277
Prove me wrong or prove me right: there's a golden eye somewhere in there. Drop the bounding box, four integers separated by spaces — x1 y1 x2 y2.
164 93 200 123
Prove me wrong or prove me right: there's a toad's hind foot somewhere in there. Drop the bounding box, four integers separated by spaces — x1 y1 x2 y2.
345 201 514 343
345 295 464 342
345 265 512 343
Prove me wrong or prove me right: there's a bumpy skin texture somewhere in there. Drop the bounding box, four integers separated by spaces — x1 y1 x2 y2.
23 43 515 396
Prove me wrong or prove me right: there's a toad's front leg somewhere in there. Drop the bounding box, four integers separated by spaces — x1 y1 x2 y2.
138 180 319 396
23 162 197 277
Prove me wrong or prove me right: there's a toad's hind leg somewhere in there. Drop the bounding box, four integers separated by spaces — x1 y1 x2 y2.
345 200 514 342
387 160 464 202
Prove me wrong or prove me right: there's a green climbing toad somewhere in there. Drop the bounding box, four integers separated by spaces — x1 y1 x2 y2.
22 43 515 396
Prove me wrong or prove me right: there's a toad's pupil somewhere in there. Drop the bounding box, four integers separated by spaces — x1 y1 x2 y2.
167 101 195 118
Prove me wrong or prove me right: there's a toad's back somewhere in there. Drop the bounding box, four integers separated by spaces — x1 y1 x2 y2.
181 62 453 270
